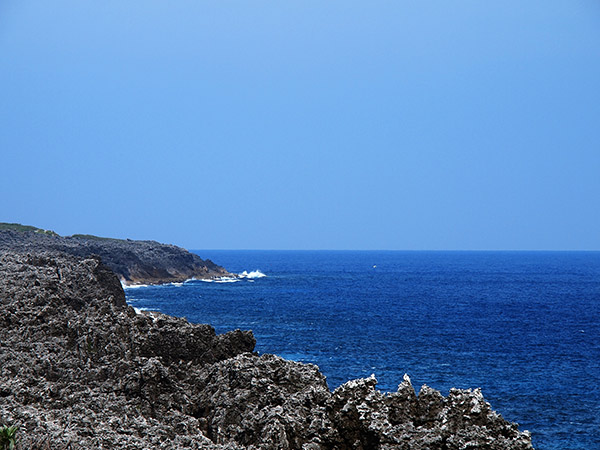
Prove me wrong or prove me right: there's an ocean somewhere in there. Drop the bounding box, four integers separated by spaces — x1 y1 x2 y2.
124 251 600 450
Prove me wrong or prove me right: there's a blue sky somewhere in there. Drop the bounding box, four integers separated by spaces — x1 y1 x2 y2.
1 1 599 250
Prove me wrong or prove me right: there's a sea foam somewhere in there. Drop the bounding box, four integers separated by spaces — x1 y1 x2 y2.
239 270 267 279
122 282 150 289
200 276 240 283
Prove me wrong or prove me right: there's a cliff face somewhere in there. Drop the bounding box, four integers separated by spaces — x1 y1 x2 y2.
0 229 229 284
0 250 534 450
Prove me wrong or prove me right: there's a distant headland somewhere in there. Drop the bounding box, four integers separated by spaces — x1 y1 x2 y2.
0 222 230 285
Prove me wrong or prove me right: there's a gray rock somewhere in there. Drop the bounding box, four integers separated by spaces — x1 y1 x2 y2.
0 250 534 449
0 229 230 284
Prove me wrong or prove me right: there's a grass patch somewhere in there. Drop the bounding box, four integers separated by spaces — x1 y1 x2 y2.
0 223 58 236
0 425 17 450
71 234 122 242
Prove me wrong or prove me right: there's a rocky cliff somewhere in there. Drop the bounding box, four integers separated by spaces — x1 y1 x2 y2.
0 227 229 284
0 249 534 449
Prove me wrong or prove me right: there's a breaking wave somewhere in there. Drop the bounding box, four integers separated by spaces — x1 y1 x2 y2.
239 270 267 279
200 276 240 283
122 282 150 289
123 272 265 288
215 277 240 283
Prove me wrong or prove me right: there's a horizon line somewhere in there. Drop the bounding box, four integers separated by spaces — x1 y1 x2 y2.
189 248 600 252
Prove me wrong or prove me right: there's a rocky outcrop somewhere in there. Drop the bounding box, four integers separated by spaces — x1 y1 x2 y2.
0 228 230 284
0 250 534 449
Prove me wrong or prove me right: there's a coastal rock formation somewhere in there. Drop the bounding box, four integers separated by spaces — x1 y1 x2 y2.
0 227 229 284
0 250 534 449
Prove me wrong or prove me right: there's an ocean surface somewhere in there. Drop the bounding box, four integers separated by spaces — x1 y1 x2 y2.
124 251 600 450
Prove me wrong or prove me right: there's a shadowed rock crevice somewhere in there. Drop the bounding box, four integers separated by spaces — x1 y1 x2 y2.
0 250 534 449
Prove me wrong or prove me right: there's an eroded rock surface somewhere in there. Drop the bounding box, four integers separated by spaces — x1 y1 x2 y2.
0 250 534 449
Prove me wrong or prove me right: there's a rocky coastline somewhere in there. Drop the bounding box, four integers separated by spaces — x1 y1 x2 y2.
0 232 535 449
0 227 230 285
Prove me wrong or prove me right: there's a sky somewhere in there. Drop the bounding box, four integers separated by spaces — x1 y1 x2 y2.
1 1 599 250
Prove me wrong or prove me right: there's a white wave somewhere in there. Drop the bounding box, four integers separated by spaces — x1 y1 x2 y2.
200 276 240 283
239 270 267 279
122 283 150 289
215 277 240 283
169 282 184 287
133 307 152 314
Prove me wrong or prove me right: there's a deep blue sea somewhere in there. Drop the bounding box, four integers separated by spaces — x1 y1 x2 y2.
124 251 600 450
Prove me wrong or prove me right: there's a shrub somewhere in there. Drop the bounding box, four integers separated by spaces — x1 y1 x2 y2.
0 425 17 450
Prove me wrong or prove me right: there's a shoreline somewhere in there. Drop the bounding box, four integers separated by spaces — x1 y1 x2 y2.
0 248 534 449
120 270 268 288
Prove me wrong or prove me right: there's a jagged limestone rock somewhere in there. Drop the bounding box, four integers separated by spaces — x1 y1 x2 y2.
0 250 534 449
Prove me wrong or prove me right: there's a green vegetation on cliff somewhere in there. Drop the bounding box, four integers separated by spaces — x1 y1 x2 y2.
0 222 58 236
71 234 120 242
